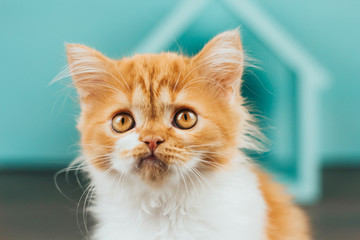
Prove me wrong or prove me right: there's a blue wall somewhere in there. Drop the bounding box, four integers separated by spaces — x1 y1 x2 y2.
257 0 360 163
1 0 359 168
0 0 177 167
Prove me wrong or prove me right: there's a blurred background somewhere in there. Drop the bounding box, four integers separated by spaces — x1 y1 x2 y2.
1 0 359 239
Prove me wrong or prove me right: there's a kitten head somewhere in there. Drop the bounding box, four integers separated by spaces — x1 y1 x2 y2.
66 30 257 187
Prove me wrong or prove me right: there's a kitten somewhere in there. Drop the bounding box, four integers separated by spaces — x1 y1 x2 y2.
64 29 310 240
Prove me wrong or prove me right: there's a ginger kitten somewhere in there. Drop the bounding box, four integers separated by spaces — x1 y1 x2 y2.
64 29 310 240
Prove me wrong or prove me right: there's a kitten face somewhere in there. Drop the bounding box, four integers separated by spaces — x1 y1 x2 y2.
67 30 249 186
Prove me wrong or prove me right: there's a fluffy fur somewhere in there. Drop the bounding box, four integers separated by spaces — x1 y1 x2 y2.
62 29 310 240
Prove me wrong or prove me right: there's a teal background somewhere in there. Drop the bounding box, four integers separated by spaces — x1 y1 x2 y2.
1 0 359 168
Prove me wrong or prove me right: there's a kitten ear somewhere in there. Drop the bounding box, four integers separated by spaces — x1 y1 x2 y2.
66 44 112 99
193 29 244 98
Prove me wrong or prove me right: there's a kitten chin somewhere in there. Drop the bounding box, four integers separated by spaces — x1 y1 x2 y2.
63 29 311 240
136 154 169 186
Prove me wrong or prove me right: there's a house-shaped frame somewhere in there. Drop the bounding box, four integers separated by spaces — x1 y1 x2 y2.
136 0 329 203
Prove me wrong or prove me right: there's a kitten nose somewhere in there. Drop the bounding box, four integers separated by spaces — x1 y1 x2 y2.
142 136 164 152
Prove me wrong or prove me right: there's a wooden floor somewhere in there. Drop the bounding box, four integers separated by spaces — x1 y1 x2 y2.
0 167 359 240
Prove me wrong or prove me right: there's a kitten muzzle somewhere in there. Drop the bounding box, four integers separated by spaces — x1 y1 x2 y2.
138 154 167 169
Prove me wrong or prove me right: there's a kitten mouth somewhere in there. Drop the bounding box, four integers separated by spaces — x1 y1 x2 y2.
137 154 167 169
137 154 168 184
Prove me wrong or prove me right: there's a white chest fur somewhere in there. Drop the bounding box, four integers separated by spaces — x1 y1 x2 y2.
88 162 267 240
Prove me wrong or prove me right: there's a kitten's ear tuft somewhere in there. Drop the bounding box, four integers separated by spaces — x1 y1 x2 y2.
193 29 244 98
66 44 111 99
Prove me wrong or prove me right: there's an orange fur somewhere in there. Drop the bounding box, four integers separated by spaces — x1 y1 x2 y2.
254 167 311 240
66 29 310 239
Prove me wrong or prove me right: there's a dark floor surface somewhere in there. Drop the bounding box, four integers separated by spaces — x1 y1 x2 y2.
0 167 359 240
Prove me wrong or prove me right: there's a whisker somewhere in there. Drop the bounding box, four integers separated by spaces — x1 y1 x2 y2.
76 182 95 240
178 161 199 198
194 158 224 170
172 68 182 92
189 166 211 188
178 168 189 200
184 143 222 148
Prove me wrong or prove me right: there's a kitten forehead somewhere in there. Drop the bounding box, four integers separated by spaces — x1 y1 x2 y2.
158 87 172 105
131 85 149 108
130 79 175 108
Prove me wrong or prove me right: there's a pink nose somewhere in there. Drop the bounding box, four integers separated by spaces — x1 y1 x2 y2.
142 136 164 152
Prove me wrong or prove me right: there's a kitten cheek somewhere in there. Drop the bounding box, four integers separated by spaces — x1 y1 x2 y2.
111 155 135 173
159 149 192 166
119 149 133 159
114 132 141 152
112 144 151 171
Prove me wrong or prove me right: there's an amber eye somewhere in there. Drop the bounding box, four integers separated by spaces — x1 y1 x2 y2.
174 109 197 130
112 113 135 133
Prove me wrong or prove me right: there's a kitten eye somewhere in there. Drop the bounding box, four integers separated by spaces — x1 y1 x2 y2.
174 109 197 130
112 113 135 133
